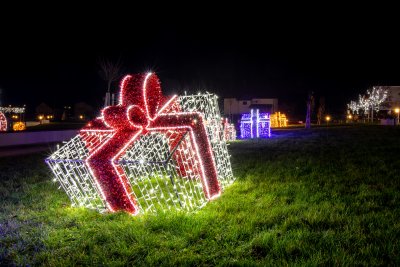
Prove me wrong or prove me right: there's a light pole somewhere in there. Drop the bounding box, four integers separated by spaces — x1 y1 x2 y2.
395 108 399 125
347 114 352 123
325 115 331 126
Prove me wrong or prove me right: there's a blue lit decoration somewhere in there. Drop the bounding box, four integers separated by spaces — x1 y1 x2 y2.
240 109 271 138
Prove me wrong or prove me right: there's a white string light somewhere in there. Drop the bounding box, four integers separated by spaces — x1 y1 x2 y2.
0 107 25 114
348 87 388 116
347 101 359 114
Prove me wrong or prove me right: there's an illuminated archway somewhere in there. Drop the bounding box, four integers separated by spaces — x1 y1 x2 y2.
0 112 7 131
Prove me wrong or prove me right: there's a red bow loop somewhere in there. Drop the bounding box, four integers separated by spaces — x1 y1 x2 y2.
120 73 163 119
102 106 129 129
102 73 165 130
103 73 164 130
127 105 148 129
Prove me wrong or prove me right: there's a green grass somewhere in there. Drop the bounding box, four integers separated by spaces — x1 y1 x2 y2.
1 126 400 265
128 173 206 213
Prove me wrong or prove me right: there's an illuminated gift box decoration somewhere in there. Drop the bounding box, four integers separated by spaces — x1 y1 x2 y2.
240 109 271 138
223 118 236 141
46 73 234 215
270 112 288 128
0 112 7 131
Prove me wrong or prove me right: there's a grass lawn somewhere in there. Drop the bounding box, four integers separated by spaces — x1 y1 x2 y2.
1 126 399 265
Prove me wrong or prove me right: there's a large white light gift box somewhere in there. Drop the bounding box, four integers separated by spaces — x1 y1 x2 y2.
46 73 234 215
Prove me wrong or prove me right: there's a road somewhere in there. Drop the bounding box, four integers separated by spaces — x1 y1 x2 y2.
0 144 56 157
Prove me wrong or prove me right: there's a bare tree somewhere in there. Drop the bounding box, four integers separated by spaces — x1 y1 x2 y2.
305 91 314 129
98 58 123 106
317 97 325 125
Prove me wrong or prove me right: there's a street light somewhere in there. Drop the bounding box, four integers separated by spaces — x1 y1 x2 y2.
325 115 331 126
347 114 353 125
395 108 399 125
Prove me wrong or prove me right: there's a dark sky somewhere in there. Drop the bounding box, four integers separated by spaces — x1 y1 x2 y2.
1 5 400 118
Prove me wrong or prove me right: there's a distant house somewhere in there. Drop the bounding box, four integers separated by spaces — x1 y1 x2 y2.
379 86 400 110
223 98 278 116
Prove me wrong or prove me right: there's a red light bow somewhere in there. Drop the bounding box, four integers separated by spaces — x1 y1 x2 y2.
81 73 221 215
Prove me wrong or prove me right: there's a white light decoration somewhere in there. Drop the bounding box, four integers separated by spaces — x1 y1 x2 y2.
348 87 388 121
352 87 388 115
46 73 234 215
358 94 370 114
175 93 235 189
347 100 359 114
367 86 388 112
0 106 25 114
0 112 7 131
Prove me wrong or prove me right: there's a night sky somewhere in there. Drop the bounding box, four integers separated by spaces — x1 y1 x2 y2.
1 5 399 119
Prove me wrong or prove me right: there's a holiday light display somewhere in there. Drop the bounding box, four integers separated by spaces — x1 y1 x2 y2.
240 109 271 138
12 122 26 131
0 106 25 114
367 86 388 112
347 87 388 117
222 118 236 141
357 94 370 114
270 112 288 128
347 100 359 114
0 112 7 131
46 73 234 215
0 106 25 131
176 94 234 189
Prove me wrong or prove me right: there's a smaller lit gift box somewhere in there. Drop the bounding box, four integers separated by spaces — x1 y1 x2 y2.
222 118 236 141
240 109 271 138
46 73 234 215
270 112 288 128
